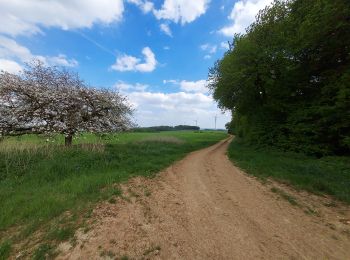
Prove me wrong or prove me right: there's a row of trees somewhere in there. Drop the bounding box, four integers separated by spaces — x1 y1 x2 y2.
210 0 350 156
0 61 133 145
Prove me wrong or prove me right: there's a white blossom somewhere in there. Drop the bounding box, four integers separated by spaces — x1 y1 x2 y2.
0 60 133 144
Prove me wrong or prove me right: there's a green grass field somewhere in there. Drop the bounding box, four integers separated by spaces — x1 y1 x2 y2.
0 131 227 257
228 138 350 203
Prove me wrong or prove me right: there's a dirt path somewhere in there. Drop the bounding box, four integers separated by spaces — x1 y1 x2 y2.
58 137 350 259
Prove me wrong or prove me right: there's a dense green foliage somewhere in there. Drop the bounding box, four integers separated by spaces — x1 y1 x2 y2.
228 138 350 203
0 131 226 232
209 0 350 155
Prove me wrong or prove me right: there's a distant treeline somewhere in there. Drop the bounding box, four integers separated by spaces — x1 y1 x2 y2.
210 0 350 156
133 125 200 132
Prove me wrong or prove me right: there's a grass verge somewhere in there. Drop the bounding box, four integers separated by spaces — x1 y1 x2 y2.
228 138 350 203
0 240 11 260
270 187 299 206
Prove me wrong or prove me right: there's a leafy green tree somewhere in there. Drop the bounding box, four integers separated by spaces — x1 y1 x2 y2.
209 0 350 155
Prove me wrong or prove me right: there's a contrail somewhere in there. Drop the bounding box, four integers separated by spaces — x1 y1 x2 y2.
76 31 118 58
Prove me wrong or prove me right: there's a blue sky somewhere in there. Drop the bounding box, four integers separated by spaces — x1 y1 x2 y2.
0 0 272 128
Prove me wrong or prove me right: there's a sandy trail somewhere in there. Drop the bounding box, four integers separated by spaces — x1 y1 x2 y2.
58 137 350 259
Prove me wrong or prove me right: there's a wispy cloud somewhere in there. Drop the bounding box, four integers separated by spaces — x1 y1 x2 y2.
200 43 217 59
0 35 78 73
127 0 154 13
160 23 173 37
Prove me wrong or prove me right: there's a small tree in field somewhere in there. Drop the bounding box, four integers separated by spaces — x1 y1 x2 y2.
0 60 133 145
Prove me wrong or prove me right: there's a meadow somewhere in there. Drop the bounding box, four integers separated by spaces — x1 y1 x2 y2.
0 131 227 258
228 139 350 204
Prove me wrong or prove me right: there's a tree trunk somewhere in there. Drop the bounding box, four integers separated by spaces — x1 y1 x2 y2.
65 135 73 146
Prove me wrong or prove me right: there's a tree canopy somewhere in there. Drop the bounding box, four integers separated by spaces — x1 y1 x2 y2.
0 61 134 145
209 0 350 156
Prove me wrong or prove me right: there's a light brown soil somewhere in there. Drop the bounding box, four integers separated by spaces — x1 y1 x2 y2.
57 137 350 259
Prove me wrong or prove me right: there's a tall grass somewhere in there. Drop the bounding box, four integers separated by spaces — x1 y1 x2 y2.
228 138 350 203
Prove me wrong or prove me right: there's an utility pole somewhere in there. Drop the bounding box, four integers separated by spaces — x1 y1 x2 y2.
214 115 217 130
194 120 198 127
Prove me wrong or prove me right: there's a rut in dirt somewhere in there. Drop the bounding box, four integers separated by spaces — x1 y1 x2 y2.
58 137 350 260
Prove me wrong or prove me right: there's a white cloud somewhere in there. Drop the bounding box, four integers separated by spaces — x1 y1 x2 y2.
128 0 210 29
130 91 212 110
200 43 217 59
160 23 173 37
114 81 149 92
220 41 230 50
219 0 273 37
163 79 209 94
0 0 124 36
0 36 78 70
163 79 177 84
0 59 23 73
47 54 79 67
127 0 154 13
179 80 208 94
127 90 230 128
163 46 170 50
153 0 210 25
111 55 140 72
0 36 37 62
204 55 211 59
115 79 230 128
200 43 217 54
111 47 157 73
